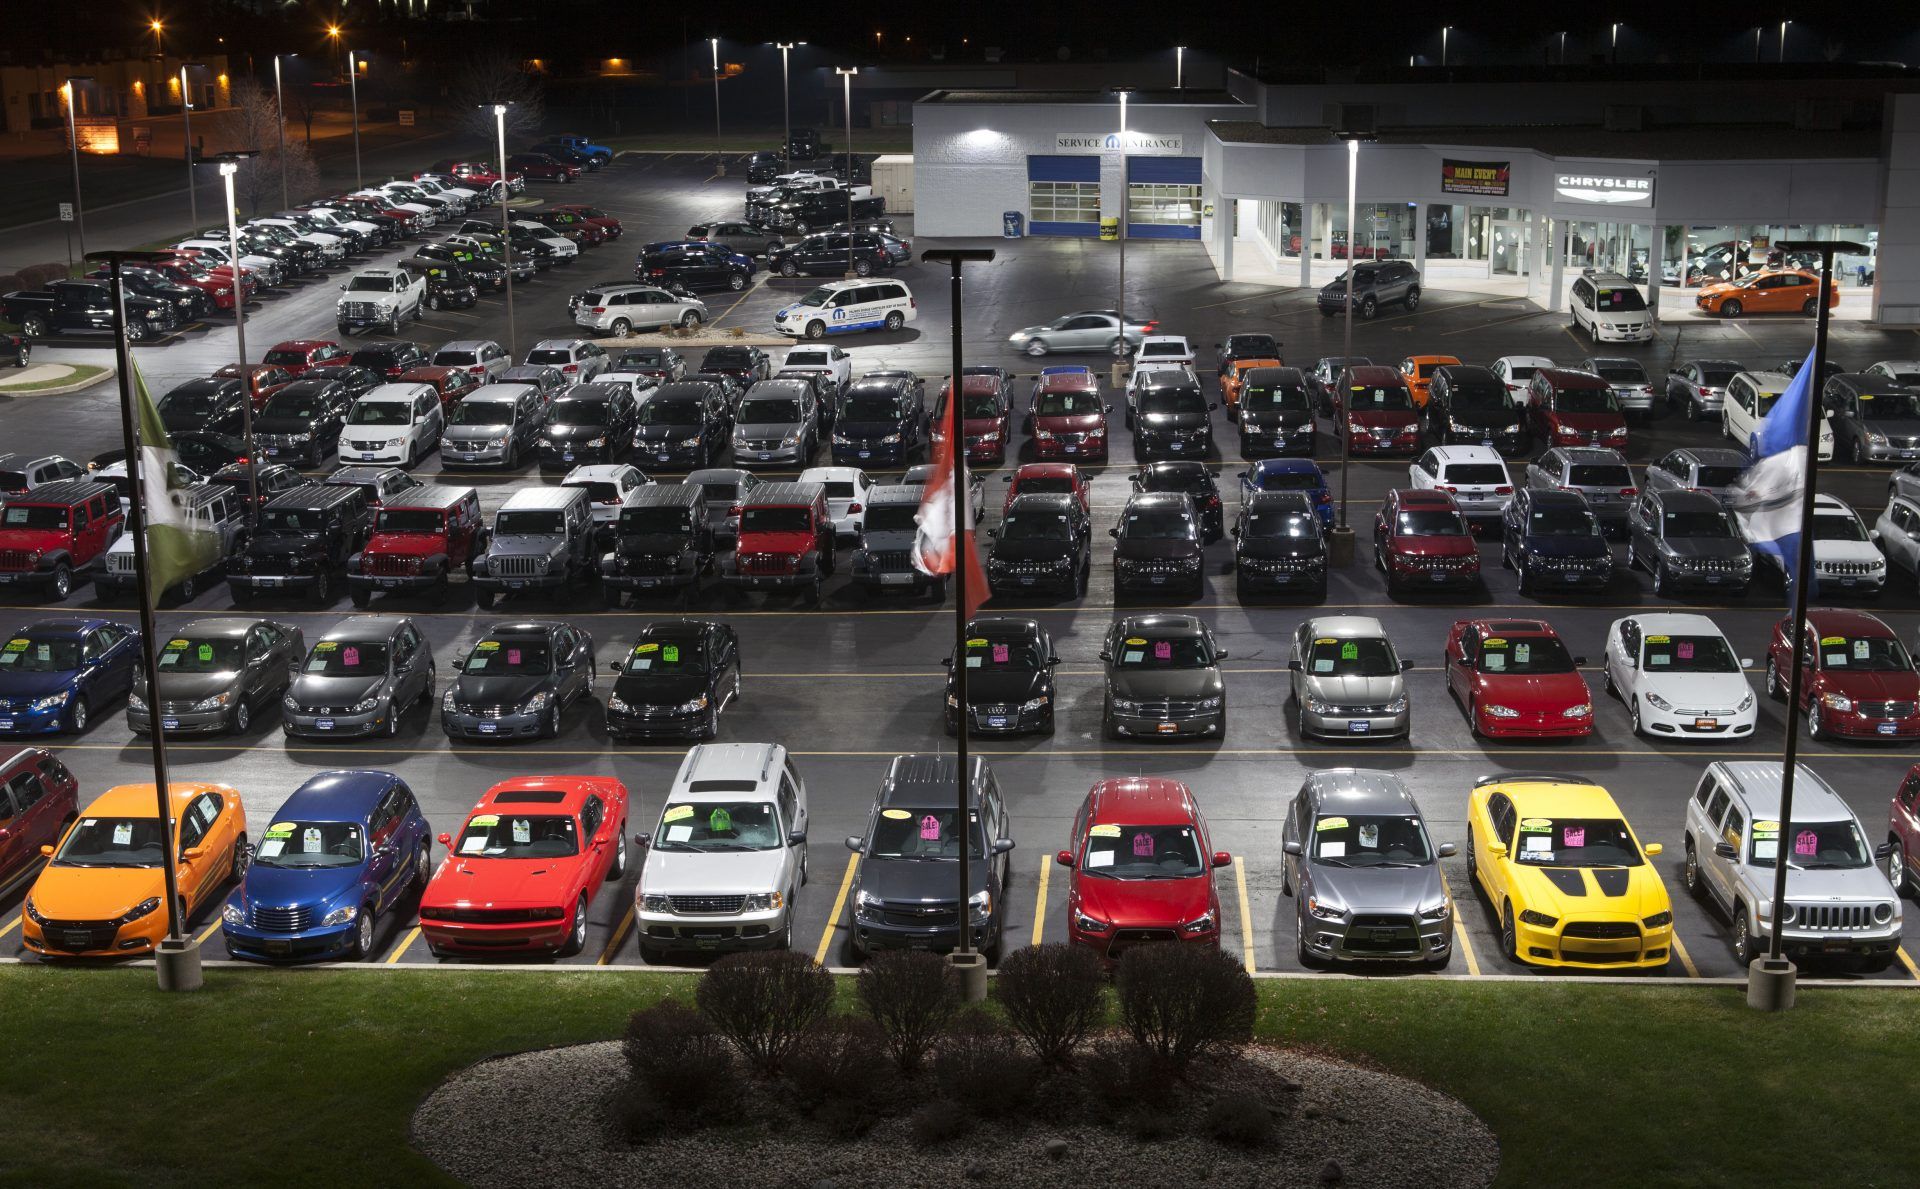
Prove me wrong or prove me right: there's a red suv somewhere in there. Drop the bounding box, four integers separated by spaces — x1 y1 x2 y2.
0 480 124 600
551 204 624 239
1056 777 1230 965
0 746 80 889
934 374 1013 464
1444 617 1593 739
1528 368 1629 450
719 481 837 601
1768 609 1920 741
1027 371 1109 461
1374 488 1480 593
346 485 485 607
1002 462 1090 515
212 363 297 411
507 153 580 183
1335 365 1420 455
263 339 352 376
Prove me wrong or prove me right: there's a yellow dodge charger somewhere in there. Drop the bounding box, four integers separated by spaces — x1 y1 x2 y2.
1467 773 1675 970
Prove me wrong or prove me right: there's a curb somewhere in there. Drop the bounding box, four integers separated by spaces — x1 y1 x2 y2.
0 365 114 398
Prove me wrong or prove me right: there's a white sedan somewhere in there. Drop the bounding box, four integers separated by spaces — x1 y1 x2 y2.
1602 612 1758 741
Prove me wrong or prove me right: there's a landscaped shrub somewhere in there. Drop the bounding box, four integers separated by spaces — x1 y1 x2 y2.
695 950 835 1076
1200 1094 1275 1147
909 1097 974 1145
1114 942 1256 1074
785 1016 896 1112
994 943 1106 1068
617 999 743 1137
20 263 68 288
930 1008 1038 1119
856 948 958 1075
1083 1035 1176 1117
0 275 23 297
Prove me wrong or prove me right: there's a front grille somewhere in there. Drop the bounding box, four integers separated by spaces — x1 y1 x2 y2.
490 554 548 578
1326 703 1395 715
366 553 424 577
877 903 958 928
1342 915 1420 954
741 439 785 452
1536 554 1609 570
1792 903 1876 931
1685 558 1748 573
107 552 136 575
1561 921 1640 940
739 553 796 576
619 553 686 575
1404 554 1477 570
452 702 513 718
1108 927 1178 956
994 559 1064 575
251 904 317 932
0 549 35 570
868 549 914 572
1819 560 1878 575
37 919 118 951
421 906 563 924
1126 699 1212 718
1240 555 1320 572
668 895 747 915
1119 558 1200 575
1859 701 1916 718
339 301 386 320
1562 948 1641 964
343 439 389 453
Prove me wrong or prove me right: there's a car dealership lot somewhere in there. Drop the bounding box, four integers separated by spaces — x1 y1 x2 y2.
3 154 1917 980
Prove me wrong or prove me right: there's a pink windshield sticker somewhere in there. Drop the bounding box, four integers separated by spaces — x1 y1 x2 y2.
920 815 941 841
1795 830 1819 857
1132 832 1155 857
342 646 360 667
1562 827 1586 848
1154 641 1172 660
1677 642 1694 660
507 649 522 665
992 644 1009 663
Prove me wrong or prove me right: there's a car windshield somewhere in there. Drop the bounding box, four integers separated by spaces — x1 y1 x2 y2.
1396 509 1468 536
1445 464 1509 485
1749 819 1870 869
1016 477 1074 497
1448 386 1513 412
862 504 920 533
637 398 703 429
1035 391 1103 416
572 481 627 505
0 636 80 672
261 391 332 419
54 816 167 867
1594 287 1648 311
1140 343 1187 359
1595 365 1646 383
1139 390 1205 416
963 636 1043 670
1568 464 1631 487
158 636 243 673
1812 512 1868 542
741 506 810 534
796 289 833 309
1815 633 1911 671
258 508 323 535
451 400 513 426
1857 392 1920 420
1511 817 1644 867
262 348 312 366
1554 389 1619 414
949 394 999 421
253 820 363 868
1504 363 1542 382
550 399 608 427
1529 507 1600 536
1122 508 1195 540
841 395 902 422
740 398 801 424
374 508 443 534
1080 823 1204 880
303 639 389 675
1113 635 1213 669
348 401 412 426
867 808 985 860
1000 510 1071 541
1244 510 1317 539
494 510 562 536
1310 814 1433 865
0 505 67 530
1698 367 1740 386
1664 509 1738 539
651 800 781 852
1306 636 1398 676
463 639 550 675
1230 336 1279 355
620 637 707 675
1693 465 1744 488
1253 470 1322 492
1641 634 1741 673
1754 391 1785 417
159 389 222 418
455 812 577 858
346 276 395 292
1476 635 1575 674
1347 385 1412 411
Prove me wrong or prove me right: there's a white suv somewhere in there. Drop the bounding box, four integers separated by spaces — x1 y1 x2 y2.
335 267 425 336
563 463 652 531
1490 355 1555 406
1408 445 1514 521
341 383 445 467
799 465 873 539
1569 271 1653 343
779 344 853 393
1133 335 1196 369
1723 370 1834 459
634 742 811 961
1753 494 1885 596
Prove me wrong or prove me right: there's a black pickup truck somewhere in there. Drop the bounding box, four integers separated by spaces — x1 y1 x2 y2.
766 191 886 235
0 279 180 342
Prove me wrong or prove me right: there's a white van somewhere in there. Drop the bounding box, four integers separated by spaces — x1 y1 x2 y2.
342 383 446 467
774 279 916 340
1569 271 1653 344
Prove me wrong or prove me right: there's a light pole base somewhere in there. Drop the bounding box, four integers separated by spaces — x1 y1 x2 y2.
714 161 727 176
155 936 204 992
947 950 988 1003
1326 524 1357 568
1746 956 1796 1012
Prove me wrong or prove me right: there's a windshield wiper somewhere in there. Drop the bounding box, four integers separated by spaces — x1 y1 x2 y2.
1314 857 1353 868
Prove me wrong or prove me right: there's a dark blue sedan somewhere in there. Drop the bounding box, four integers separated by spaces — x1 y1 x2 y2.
221 770 432 962
1237 459 1334 527
0 618 140 735
638 240 758 278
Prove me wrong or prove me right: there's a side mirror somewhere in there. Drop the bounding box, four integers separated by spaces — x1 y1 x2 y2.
1401 658 1416 671
941 657 953 668
1000 474 1012 482
788 829 808 846
1438 842 1458 858
1212 851 1232 869
992 838 1015 855
1055 849 1075 867
1288 658 1302 671
606 660 623 673
1215 649 1229 660
1644 842 1663 857
1486 841 1508 858
1104 403 1114 413
1097 649 1111 661
1572 656 1588 666
40 844 54 857
844 835 863 852
436 832 453 849
1740 657 1755 669
1107 527 1119 538
1283 840 1303 856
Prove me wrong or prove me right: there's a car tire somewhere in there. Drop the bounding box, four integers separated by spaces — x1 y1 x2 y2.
603 587 624 609
64 694 89 734
349 905 377 960
1652 562 1671 597
610 318 631 337
231 698 251 735
608 825 628 880
411 841 432 893
1108 338 1128 358
1802 298 1818 317
805 320 826 340
21 315 48 338
1887 840 1909 897
384 701 399 738
884 311 905 331
1721 299 1743 318
49 564 71 601
1404 286 1421 312
1629 697 1644 737
853 259 872 277
1766 656 1786 701
559 895 587 957
1684 840 1708 901
681 310 703 328
1025 339 1049 357
475 587 496 610
1732 909 1756 966
1501 903 1523 966
1808 700 1828 740
127 320 149 344
728 272 746 291
1467 697 1483 739
427 295 442 312
1850 438 1866 465
1360 296 1378 320
14 343 28 367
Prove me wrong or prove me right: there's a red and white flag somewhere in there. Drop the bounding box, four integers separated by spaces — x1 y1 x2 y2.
912 428 989 619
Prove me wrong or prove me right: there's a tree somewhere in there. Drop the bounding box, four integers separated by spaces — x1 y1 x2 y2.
448 51 544 143
215 79 320 217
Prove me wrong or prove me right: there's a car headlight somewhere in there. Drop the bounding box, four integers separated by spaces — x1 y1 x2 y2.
351 695 382 713
287 432 311 443
1737 692 1755 713
743 891 784 912
968 890 992 923
1195 696 1223 711
442 687 457 710
117 897 163 925
1384 695 1408 714
1073 911 1110 933
946 693 959 709
878 433 901 445
1182 911 1216 934
1562 703 1592 719
1645 692 1674 712
129 692 146 711
283 693 300 711
1307 897 1345 922
978 430 1001 443
831 433 851 446
1419 901 1451 921
29 691 70 712
1087 425 1106 437
221 901 245 927
1821 692 1853 712
641 893 671 913
1643 911 1673 928
520 691 551 713
193 692 232 712
586 437 607 448
1873 902 1895 925
1483 704 1521 718
676 696 710 714
1110 698 1140 714
1868 558 1885 571
322 904 357 927
677 435 704 448
1869 430 1889 446
1020 696 1050 712
488 435 510 447
1518 909 1558 928
1304 695 1333 714
1034 428 1055 440
605 693 629 713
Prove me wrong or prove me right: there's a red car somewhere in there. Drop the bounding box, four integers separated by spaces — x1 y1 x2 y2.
1374 488 1481 593
933 374 1013 464
94 260 238 312
1026 371 1109 461
1056 777 1230 965
551 204 623 239
507 153 580 183
1335 365 1420 455
1527 368 1629 451
1885 764 1920 897
156 251 257 300
262 339 352 376
0 746 80 892
397 365 482 412
1001 462 1090 515
433 161 524 194
1444 618 1594 739
212 363 297 412
1767 609 1920 742
420 775 630 958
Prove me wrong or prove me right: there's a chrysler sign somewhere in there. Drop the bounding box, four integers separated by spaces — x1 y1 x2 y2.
1055 132 1186 155
1554 172 1656 208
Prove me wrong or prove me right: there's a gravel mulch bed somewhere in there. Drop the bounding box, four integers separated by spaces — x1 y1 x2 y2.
413 1040 1499 1189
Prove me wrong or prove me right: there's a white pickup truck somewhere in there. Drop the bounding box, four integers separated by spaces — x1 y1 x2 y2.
336 267 427 335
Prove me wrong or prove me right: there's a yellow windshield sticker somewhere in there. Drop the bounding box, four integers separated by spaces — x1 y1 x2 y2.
1314 637 1337 645
1645 635 1669 644
474 640 501 651
661 805 694 823
2 639 26 653
633 642 659 653
1124 637 1147 646
314 641 338 651
1482 638 1508 647
881 808 914 820
469 814 499 828
1315 816 1348 832
1518 817 1552 833
263 823 295 839
1088 823 1121 838
1754 820 1780 833
1820 635 1844 646
165 639 189 649
966 638 989 648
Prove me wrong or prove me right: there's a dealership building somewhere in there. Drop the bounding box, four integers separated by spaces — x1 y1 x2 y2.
912 67 1920 325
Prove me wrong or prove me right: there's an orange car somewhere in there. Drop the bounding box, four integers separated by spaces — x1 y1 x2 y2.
23 782 248 958
1398 355 1461 406
1695 269 1839 318
1221 357 1282 421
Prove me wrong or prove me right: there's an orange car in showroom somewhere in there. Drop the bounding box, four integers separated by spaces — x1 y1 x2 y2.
23 782 249 957
1220 356 1282 422
1695 269 1840 318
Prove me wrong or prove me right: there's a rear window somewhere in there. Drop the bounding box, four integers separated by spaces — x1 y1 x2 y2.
1567 464 1631 487
526 349 571 366
821 481 856 499
1694 465 1744 488
434 350 478 365
1443 464 1508 485
1595 365 1646 383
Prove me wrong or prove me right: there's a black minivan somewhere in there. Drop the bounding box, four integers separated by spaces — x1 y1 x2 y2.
770 232 894 278
637 245 751 295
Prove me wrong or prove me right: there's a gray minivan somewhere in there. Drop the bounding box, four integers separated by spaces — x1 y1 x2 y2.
442 383 547 470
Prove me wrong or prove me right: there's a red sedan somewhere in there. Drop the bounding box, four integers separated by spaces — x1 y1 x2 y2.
262 339 352 376
421 775 630 958
1374 488 1481 593
1768 609 1920 741
1001 462 1090 515
1027 370 1110 461
1444 618 1594 739
212 363 297 411
550 204 625 240
0 746 80 891
507 153 580 183
1056 777 1230 965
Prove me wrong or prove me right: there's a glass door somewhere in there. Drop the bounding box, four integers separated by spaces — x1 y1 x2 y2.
1490 219 1530 276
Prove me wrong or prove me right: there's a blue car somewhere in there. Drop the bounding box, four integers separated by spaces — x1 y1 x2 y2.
637 240 757 278
553 134 613 165
1237 458 1334 526
0 618 140 735
222 770 433 962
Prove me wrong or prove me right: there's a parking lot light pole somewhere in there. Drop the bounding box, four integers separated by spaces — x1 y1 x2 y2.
923 246 996 1004
345 47 363 190
775 43 803 162
488 103 517 359
214 153 261 521
710 39 725 175
64 76 93 258
1175 46 1185 89
272 55 297 209
1113 89 1129 366
1337 135 1360 536
1441 26 1451 67
837 67 858 276
180 64 203 227
1779 20 1791 63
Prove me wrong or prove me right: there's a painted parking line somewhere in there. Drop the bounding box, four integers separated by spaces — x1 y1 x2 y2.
1439 869 1482 976
1898 946 1920 981
706 287 758 331
814 852 860 965
386 925 422 964
0 915 18 940
599 903 636 965
1030 857 1051 947
1670 931 1701 978
194 917 223 946
1232 856 1255 974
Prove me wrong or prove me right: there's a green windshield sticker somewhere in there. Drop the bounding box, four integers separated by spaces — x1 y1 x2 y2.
1518 817 1552 833
1315 816 1349 832
3 639 27 653
1341 642 1359 660
263 823 295 840
708 807 732 834
661 805 694 823
662 645 680 664
197 644 214 661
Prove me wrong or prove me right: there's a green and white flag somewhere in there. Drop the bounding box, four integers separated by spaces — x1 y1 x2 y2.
131 358 213 599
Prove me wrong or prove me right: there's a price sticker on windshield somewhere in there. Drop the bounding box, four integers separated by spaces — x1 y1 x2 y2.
264 823 295 840
991 644 1009 664
469 814 499 829
1482 638 1507 648
662 645 680 664
474 640 501 651
511 819 531 844
303 827 322 852
314 641 339 652
1795 830 1819 857
1314 637 1337 645
633 643 658 654
2 639 26 653
1088 823 1121 838
1854 639 1870 660
1645 635 1670 644
1124 637 1146 647
1518 817 1552 833
881 808 913 821
661 805 694 823
1316 816 1348 832
1341 642 1359 660
967 638 989 648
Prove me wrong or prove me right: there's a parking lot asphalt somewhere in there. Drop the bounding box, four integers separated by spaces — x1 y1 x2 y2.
3 154 1918 981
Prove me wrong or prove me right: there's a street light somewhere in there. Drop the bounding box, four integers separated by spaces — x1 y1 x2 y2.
214 151 261 520
1114 89 1130 359
774 42 805 163
272 54 297 208
150 19 164 58
710 38 724 173
1559 31 1567 65
1333 133 1376 552
1610 22 1619 64
1779 19 1791 63
837 67 858 275
1175 45 1185 89
180 63 205 227
486 103 518 359
345 47 363 189
63 76 93 259
1441 26 1451 68
1754 26 1763 64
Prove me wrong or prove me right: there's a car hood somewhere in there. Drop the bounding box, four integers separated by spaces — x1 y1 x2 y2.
1508 863 1667 921
138 670 239 700
254 414 328 435
1444 408 1524 429
640 846 787 897
953 667 1047 706
29 864 161 921
1813 540 1883 564
839 418 907 438
543 423 605 441
1304 672 1405 705
1858 415 1920 434
250 533 329 558
960 416 1003 435
449 673 550 704
1349 409 1418 428
0 529 69 552
1110 667 1223 700
1309 862 1445 916
0 669 81 698
1817 669 1920 701
863 529 919 551
1473 670 1591 709
737 421 803 439
1779 864 1901 902
288 673 388 706
444 424 509 443
992 537 1073 562
1660 536 1748 561
240 863 366 913
1238 535 1324 561
1138 411 1207 432
1524 534 1610 559
425 855 583 910
1642 670 1754 709
489 534 562 557
635 423 701 443
616 532 693 555
737 530 814 554
1545 410 1624 431
1115 537 1202 560
612 671 708 704
856 855 990 903
1392 534 1477 558
1074 872 1211 929
1240 407 1313 430
365 530 445 556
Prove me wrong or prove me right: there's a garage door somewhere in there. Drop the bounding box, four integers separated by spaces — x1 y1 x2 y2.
1127 156 1202 240
1027 156 1101 237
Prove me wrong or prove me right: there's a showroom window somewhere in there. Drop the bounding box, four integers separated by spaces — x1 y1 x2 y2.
1029 180 1101 224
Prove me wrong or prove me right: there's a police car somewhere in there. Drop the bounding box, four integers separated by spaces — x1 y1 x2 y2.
772 279 915 340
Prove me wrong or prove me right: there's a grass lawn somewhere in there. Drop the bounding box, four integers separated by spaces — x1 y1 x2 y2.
0 967 1906 1188
0 363 109 394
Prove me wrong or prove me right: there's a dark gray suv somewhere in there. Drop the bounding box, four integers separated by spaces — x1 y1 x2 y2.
1317 260 1421 320
1625 488 1753 597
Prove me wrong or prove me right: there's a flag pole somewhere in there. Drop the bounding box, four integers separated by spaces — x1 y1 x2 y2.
1748 237 1864 1013
90 249 200 993
924 247 994 1002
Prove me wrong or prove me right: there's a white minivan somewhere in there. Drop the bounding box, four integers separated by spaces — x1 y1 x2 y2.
341 383 445 467
1723 370 1834 460
774 279 916 339
1569 271 1653 344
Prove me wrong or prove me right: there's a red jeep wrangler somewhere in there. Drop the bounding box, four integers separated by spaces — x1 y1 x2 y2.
0 480 124 600
346 484 485 607
719 481 836 601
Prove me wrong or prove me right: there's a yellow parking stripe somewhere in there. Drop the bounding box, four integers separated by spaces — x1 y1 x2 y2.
1030 858 1050 947
0 915 19 940
1232 856 1255 974
1897 946 1920 981
598 903 636 965
1670 932 1701 978
386 925 422 964
814 853 860 965
1438 869 1482 976
194 917 223 945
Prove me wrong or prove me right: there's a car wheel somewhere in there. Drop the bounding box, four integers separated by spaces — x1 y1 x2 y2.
1024 339 1049 357
1359 296 1378 320
1732 910 1756 965
853 259 872 277
65 695 88 734
1887 841 1908 897
805 320 826 340
21 315 48 338
1850 438 1866 465
231 698 251 735
884 311 905 331
1404 286 1421 311
1802 297 1818 317
351 588 372 610
700 702 719 740
1501 903 1523 965
1766 656 1786 701
475 587 496 610
1652 562 1670 597
1629 697 1644 737
609 317 631 337
1108 338 1128 358
384 701 399 737
1603 664 1618 698
49 564 70 601
1684 841 1708 901
1295 912 1323 970
559 895 587 957
779 260 799 277
412 842 432 892
543 701 560 739
1467 697 1483 739
126 320 149 344
427 295 443 312
349 906 377 960
608 825 628 880
680 310 703 328
15 343 28 367
728 272 746 291
1808 700 1827 740
1721 299 1743 318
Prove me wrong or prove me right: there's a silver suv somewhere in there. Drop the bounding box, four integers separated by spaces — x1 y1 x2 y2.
573 284 707 335
1683 761 1902 971
632 742 810 960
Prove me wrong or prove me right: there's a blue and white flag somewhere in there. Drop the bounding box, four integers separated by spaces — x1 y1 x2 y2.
1727 345 1817 578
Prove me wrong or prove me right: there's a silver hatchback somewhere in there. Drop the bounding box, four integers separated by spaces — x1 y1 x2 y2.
1288 616 1413 740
